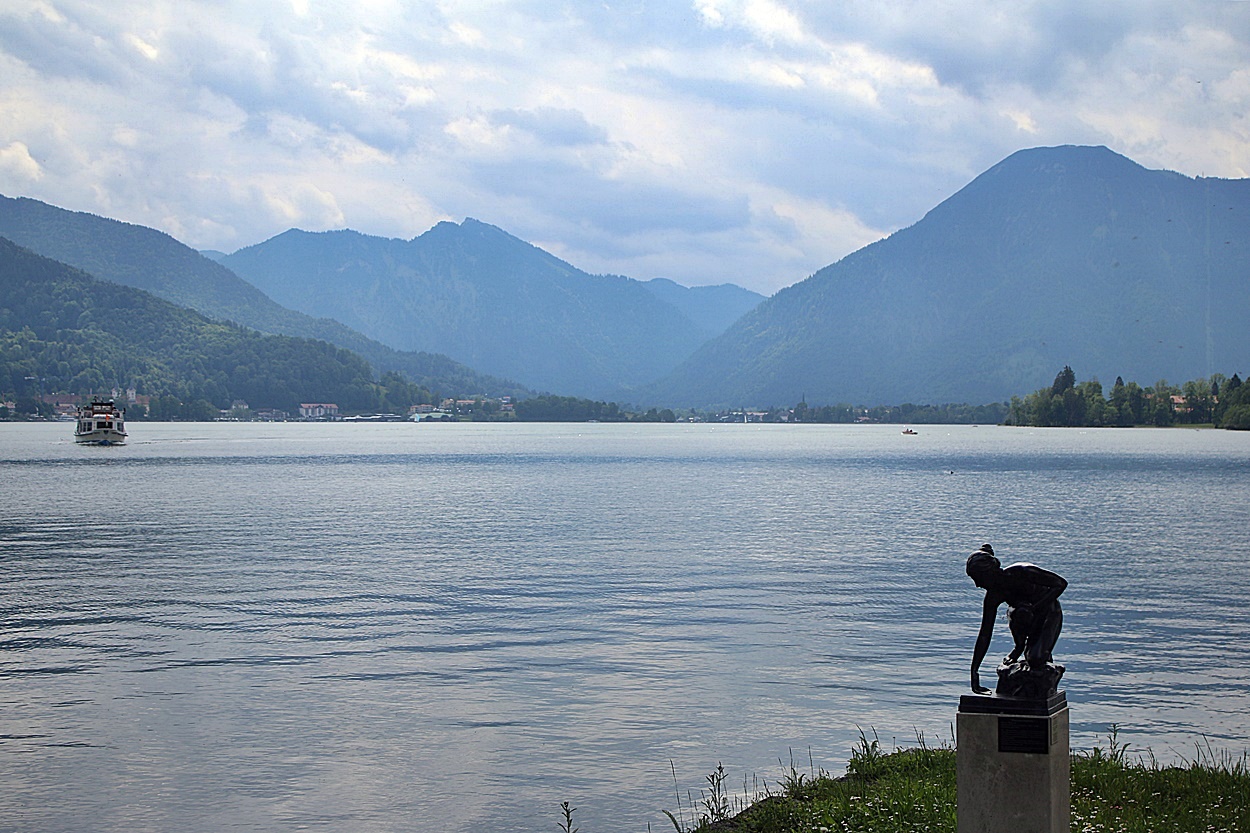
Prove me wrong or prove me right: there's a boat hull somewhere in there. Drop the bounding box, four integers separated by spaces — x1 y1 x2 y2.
74 429 128 445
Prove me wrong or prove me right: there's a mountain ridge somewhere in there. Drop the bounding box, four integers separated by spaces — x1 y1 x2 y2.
0 195 529 398
222 218 764 398
644 145 1249 407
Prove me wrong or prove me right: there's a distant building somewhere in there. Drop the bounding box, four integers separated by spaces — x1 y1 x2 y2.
254 408 289 421
40 394 81 417
299 403 340 420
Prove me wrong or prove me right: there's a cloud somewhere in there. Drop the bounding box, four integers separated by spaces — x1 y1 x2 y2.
489 108 610 147
0 141 44 182
0 0 1246 294
0 4 131 84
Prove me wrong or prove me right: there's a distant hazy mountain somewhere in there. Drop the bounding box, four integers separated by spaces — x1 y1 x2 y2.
646 146 1250 408
641 278 763 337
222 219 760 398
0 196 526 398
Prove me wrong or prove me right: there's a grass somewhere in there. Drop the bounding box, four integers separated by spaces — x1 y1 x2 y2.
647 728 1250 833
1071 729 1250 833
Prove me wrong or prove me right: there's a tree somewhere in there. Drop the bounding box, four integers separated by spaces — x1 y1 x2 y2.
1215 373 1242 424
1181 379 1214 424
1124 382 1147 425
1222 405 1250 430
1059 387 1085 426
1078 380 1110 426
1147 380 1177 426
1217 375 1250 429
1051 365 1076 396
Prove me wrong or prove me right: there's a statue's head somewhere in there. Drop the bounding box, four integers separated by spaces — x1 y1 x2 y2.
966 544 1000 580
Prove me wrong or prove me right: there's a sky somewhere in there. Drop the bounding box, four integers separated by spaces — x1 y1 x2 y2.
1 1 1248 295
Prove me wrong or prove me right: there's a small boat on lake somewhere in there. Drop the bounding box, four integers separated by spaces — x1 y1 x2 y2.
74 399 128 445
902 428 918 435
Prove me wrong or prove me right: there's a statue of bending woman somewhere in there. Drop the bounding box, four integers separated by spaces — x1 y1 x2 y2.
966 544 1067 695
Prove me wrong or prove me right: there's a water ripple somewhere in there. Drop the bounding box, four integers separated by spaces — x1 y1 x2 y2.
1 422 1248 833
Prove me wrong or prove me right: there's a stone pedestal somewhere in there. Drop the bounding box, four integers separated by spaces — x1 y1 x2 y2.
957 692 1069 833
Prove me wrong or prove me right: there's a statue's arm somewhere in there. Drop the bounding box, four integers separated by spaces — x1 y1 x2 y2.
970 596 997 694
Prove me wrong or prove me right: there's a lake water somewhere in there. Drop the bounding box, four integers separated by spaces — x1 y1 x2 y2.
2 421 1249 832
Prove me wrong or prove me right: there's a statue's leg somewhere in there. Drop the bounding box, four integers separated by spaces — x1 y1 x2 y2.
1005 608 1027 663
1027 606 1063 667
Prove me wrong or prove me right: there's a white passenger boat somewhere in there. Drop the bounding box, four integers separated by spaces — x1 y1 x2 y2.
74 399 128 445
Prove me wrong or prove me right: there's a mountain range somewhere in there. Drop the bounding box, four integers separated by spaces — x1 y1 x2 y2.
2 144 1247 411
646 145 1249 407
219 220 762 398
0 197 762 400
0 195 528 399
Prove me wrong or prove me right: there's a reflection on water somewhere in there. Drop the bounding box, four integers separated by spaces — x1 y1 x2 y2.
1 422 1248 833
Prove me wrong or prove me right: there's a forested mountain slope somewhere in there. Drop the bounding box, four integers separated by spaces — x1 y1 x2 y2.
646 146 1250 407
0 196 526 398
0 238 427 414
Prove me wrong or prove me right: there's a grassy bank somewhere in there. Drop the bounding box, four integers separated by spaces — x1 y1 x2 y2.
654 731 1249 833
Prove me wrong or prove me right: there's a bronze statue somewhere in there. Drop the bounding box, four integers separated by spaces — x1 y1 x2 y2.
967 544 1067 697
